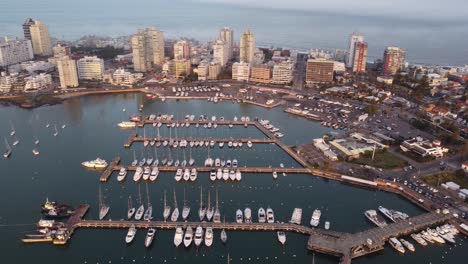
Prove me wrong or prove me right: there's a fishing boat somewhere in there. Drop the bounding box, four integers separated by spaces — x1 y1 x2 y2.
266 207 275 223
125 224 137 244
117 168 127 182
183 226 193 247
171 190 179 222
206 191 214 221
145 228 156 247
174 226 183 247
277 231 286 245
143 184 153 221
258 207 266 223
194 226 204 246
388 237 405 254
236 209 243 223
98 186 110 220
182 189 190 220
3 138 12 158
205 227 213 247
134 185 145 220
127 196 136 220
199 187 206 221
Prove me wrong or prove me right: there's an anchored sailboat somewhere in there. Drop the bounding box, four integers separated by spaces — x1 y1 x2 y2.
198 186 206 221
127 196 136 219
182 188 190 220
134 184 145 220
3 138 12 158
143 183 153 221
213 188 221 223
98 185 110 220
206 191 214 221
163 190 171 221
171 189 179 222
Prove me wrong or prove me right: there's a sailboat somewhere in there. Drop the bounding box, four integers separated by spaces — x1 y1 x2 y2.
98 186 110 220
134 184 145 220
213 188 221 223
32 147 40 156
9 121 16 136
131 149 138 166
127 196 136 219
12 135 19 146
171 189 179 222
199 186 206 221
221 216 227 244
163 190 171 221
53 125 59 137
189 147 195 166
143 127 149 147
3 138 12 158
206 191 214 221
34 136 40 145
143 183 153 221
182 188 190 220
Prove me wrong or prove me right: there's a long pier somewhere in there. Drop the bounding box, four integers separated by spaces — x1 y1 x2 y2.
99 157 121 182
125 137 275 148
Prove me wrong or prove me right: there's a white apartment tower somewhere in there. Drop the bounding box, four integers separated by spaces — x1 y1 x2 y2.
29 20 52 56
132 27 165 72
239 29 255 64
77 56 104 80
213 39 228 67
0 37 34 67
272 61 294 84
174 40 191 60
346 32 364 68
219 27 234 60
57 56 79 88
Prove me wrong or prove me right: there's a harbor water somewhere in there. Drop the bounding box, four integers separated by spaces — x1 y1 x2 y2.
0 93 466 263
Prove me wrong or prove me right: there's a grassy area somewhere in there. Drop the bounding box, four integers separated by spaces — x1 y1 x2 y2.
422 170 468 189
350 150 408 169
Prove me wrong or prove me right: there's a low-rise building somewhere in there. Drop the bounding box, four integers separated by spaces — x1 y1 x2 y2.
400 137 448 158
196 61 209 81
104 69 143 86
0 72 24 93
232 62 250 81
377 76 394 85
272 61 293 84
24 73 52 91
329 133 387 158
250 64 271 83
208 62 221 80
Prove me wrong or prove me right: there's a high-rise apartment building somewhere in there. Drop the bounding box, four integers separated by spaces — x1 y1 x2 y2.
57 56 79 88
219 27 234 60
77 56 104 80
0 37 34 67
346 32 364 68
306 58 334 84
174 40 191 60
131 27 165 72
383 46 406 75
29 20 52 56
213 39 228 67
239 29 255 63
22 18 35 40
352 42 368 73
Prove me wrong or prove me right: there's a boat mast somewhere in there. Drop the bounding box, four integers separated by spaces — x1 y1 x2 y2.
173 189 178 208
128 195 132 210
146 182 151 207
207 191 211 210
216 188 219 210
138 184 142 206
163 190 167 208
200 186 203 208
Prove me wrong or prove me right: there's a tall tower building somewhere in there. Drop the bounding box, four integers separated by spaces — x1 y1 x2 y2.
57 56 79 88
0 37 34 67
239 29 255 64
174 40 191 60
131 27 165 72
383 46 406 75
29 20 52 56
22 18 35 40
213 39 228 67
219 27 234 60
352 42 368 73
346 32 364 68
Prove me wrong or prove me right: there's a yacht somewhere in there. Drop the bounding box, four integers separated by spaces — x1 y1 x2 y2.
127 196 136 220
324 221 330 230
290 208 302 225
205 227 213 247
183 226 193 247
133 167 143 182
378 206 409 222
118 121 136 128
400 238 415 252
266 207 275 223
217 168 223 180
190 168 197 181
81 158 108 169
389 237 405 254
310 209 321 227
222 169 229 181
183 168 190 181
117 168 127 182
364 210 387 227
232 142 238 148
247 141 253 148
229 170 236 181
149 167 159 181
236 209 243 223
135 204 145 220
437 226 456 243
272 171 278 179
219 142 224 148
235 169 242 181
410 233 428 246
210 169 217 181
258 208 266 223
32 148 40 156
427 228 445 244
215 158 221 167
163 191 171 221
205 157 214 167
125 225 137 244
232 159 238 167
228 141 233 148
220 228 227 244
194 226 204 246
277 231 286 245
175 169 183 181
145 228 156 247
142 166 151 180
244 208 252 223
209 140 215 148
174 227 183 247
420 231 435 243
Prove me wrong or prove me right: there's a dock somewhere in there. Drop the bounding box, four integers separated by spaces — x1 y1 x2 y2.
124 137 275 148
53 204 90 245
100 157 121 182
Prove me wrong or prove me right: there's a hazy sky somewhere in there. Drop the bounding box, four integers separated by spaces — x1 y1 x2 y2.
196 0 468 19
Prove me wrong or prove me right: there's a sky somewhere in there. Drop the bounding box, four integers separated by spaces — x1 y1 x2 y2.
196 0 468 20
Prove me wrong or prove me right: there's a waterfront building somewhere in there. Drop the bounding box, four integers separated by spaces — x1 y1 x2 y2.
383 46 406 75
272 61 294 84
0 72 24 93
29 20 52 56
346 32 364 68
208 61 221 80
232 61 250 81
57 56 79 88
104 68 143 86
250 64 271 84
197 61 209 81
213 39 228 66
53 44 70 59
174 59 191 78
22 18 35 40
401 137 448 158
0 37 34 67
24 73 52 91
219 27 234 60
239 29 255 63
174 39 191 60
306 58 334 84
77 56 104 80
352 42 368 73
131 27 165 72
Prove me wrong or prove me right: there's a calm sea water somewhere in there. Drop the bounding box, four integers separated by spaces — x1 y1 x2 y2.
1 0 468 65
0 93 466 263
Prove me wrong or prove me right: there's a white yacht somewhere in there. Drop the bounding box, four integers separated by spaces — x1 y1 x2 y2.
142 166 151 180
210 169 217 181
194 226 204 246
217 168 223 180
389 237 405 254
247 141 253 148
232 159 238 167
125 225 137 244
277 231 286 245
310 209 321 227
400 238 415 252
145 228 156 247
190 168 197 181
244 208 252 223
266 207 275 223
81 158 108 169
135 204 145 220
133 167 143 182
174 227 183 247
324 221 330 230
205 227 213 247
364 210 387 227
235 169 242 181
378 206 409 222
410 233 428 246
290 208 302 225
222 169 229 181
127 196 136 220
258 208 266 223
221 228 227 244
236 209 243 223
183 226 193 247
272 171 278 179
183 168 190 181
175 168 183 181
149 167 159 181
229 170 236 181
117 168 127 182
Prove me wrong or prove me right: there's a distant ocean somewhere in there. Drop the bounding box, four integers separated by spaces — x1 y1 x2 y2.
1 0 468 65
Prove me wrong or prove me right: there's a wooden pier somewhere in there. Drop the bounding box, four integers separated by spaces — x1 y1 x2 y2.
124 136 275 148
100 157 121 182
53 204 90 245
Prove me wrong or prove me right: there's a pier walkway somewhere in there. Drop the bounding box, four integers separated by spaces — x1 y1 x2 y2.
99 157 121 182
125 137 275 148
